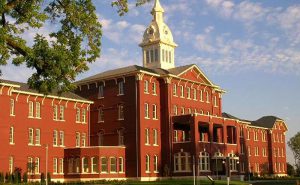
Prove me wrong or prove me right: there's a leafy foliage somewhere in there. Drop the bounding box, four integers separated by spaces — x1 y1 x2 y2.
0 0 152 93
288 132 300 166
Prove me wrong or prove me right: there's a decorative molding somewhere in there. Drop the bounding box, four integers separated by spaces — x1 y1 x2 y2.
136 73 144 81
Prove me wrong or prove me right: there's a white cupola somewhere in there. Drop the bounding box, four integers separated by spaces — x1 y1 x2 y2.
139 0 178 69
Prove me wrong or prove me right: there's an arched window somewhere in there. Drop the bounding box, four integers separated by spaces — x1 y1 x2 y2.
36 102 41 118
187 87 191 99
153 129 158 145
206 91 210 103
174 152 191 172
200 90 203 102
145 128 150 145
199 152 210 171
173 84 177 96
28 101 34 117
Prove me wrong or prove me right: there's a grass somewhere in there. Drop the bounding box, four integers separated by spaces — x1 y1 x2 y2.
122 179 248 185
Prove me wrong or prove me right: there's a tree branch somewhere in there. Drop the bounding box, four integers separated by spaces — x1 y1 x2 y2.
5 0 23 12
6 38 28 56
1 13 5 27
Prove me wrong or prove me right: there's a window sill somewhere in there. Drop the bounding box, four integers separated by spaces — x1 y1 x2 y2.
119 172 125 174
145 171 151 174
173 95 178 97
118 118 124 121
153 118 159 120
110 172 117 174
98 97 104 99
152 93 157 96
199 170 211 172
154 171 159 174
100 172 108 174
145 144 151 146
144 92 149 94
153 144 159 146
9 143 15 145
97 121 104 123
10 114 15 117
117 94 124 96
144 117 150 120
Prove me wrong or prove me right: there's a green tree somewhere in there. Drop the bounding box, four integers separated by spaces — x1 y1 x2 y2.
288 132 300 167
287 162 295 176
0 0 150 93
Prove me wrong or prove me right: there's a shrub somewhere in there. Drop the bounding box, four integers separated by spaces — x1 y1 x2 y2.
41 173 46 184
47 172 51 184
23 172 28 183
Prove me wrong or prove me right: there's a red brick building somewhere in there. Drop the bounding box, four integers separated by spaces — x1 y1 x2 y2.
0 0 287 182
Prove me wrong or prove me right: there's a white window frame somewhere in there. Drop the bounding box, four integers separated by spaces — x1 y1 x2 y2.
81 133 86 147
10 99 15 116
35 128 41 146
187 87 191 99
173 84 177 96
59 131 64 146
180 85 184 98
53 130 58 146
28 128 34 145
76 108 80 123
82 157 88 173
9 156 14 174
81 108 86 123
53 158 58 174
154 155 158 172
144 80 149 93
59 105 64 120
35 157 40 174
110 157 117 173
118 104 124 120
76 132 80 147
35 102 41 118
91 157 99 173
28 101 34 117
152 104 157 120
118 81 125 95
145 128 150 145
153 129 158 146
101 157 107 173
144 103 149 119
199 152 210 171
152 82 157 95
118 157 124 173
9 126 14 144
53 105 58 120
145 155 150 173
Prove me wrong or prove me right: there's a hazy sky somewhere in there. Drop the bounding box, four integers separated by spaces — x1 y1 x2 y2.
2 0 300 164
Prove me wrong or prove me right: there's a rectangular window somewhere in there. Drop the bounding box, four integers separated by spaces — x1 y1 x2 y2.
28 128 34 145
76 108 80 123
118 104 124 120
110 157 117 173
76 132 80 147
214 96 218 107
162 49 165 61
9 127 14 144
173 84 177 96
187 87 191 99
152 82 157 95
81 133 86 147
145 155 150 172
180 85 184 97
59 131 64 146
146 50 150 63
82 158 88 173
155 49 158 62
145 128 149 145
153 129 158 146
118 81 124 95
53 130 58 146
53 105 58 120
193 89 197 100
169 51 171 63
10 99 15 116
91 157 99 173
154 155 158 172
28 101 34 117
152 104 157 119
53 158 58 174
35 157 40 174
81 109 86 123
59 158 64 174
59 105 64 120
98 108 104 122
27 157 34 174
35 129 41 145
174 130 178 142
150 49 154 63
144 103 149 118
173 105 178 115
98 85 104 98
119 157 124 173
101 157 107 173
144 80 149 93
200 90 203 102
36 102 41 118
9 156 14 174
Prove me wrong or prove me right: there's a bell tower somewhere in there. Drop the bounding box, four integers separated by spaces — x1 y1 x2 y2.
139 0 178 69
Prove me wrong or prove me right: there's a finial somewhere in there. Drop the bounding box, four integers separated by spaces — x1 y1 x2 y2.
152 0 164 13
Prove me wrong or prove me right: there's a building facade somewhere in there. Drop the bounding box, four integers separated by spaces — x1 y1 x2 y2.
0 0 287 182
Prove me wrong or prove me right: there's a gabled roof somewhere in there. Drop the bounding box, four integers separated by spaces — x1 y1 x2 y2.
0 79 90 102
76 64 220 90
251 116 283 129
222 112 284 129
